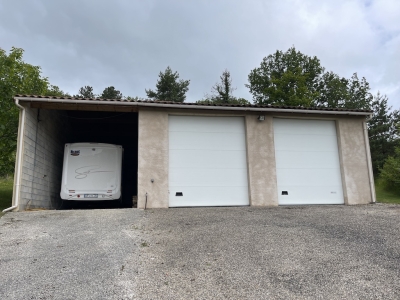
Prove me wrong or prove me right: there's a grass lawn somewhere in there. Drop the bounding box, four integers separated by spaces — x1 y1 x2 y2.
375 181 400 204
0 177 13 217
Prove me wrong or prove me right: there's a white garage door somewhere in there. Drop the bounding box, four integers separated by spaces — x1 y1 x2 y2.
274 118 344 205
169 116 249 207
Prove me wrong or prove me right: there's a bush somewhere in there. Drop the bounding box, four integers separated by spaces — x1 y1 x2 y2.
379 147 400 193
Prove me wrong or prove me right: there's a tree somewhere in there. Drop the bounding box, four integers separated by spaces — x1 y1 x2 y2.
196 97 250 105
315 72 373 110
196 70 250 105
368 93 399 176
101 86 122 99
379 147 400 193
315 71 349 108
0 47 63 176
210 69 236 104
75 86 95 98
247 47 374 110
46 85 70 97
125 96 145 101
246 47 324 106
146 66 190 102
345 74 373 110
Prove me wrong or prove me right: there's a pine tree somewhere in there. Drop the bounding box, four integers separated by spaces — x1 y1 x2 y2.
368 92 399 176
101 86 122 99
211 70 236 104
76 86 95 98
146 67 190 102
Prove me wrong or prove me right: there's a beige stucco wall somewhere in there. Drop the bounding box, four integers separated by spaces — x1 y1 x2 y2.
137 109 279 208
137 109 169 208
337 118 373 205
245 115 278 206
137 108 374 208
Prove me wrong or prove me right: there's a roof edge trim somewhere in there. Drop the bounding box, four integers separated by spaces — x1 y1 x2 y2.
15 96 372 116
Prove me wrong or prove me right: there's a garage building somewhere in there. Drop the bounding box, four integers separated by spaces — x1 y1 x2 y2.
6 95 375 211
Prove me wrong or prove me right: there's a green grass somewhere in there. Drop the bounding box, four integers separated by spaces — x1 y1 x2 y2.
0 177 13 217
375 181 400 204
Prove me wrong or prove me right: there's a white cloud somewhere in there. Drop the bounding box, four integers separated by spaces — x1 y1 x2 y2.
0 0 398 107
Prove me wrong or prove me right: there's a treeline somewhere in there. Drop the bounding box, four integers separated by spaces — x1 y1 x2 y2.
1 46 399 193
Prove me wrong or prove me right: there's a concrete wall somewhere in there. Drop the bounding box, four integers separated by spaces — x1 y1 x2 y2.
137 109 280 208
15 105 70 210
138 109 374 208
245 115 278 206
337 118 373 205
14 105 373 210
137 110 169 208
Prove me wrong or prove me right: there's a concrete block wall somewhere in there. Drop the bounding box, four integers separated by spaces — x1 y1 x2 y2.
17 105 70 210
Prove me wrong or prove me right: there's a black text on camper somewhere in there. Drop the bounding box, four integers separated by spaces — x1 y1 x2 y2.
70 150 80 156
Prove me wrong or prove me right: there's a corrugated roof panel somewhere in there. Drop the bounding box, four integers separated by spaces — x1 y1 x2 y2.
14 95 373 113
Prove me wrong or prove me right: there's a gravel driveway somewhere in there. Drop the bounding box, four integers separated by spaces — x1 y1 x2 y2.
1 204 400 299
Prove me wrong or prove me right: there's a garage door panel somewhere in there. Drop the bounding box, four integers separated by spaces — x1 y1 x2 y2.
274 118 344 205
274 134 338 151
169 186 249 207
169 116 245 133
169 168 248 186
169 131 245 150
169 116 249 207
275 151 341 169
276 168 342 186
278 185 343 205
274 118 337 136
170 149 247 169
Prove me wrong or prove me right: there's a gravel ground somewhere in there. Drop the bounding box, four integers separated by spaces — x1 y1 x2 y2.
0 209 145 299
1 204 400 299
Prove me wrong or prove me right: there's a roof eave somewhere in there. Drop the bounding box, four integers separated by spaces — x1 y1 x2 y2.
14 96 373 116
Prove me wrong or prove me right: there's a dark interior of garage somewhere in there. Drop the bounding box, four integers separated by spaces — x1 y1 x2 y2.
63 110 138 209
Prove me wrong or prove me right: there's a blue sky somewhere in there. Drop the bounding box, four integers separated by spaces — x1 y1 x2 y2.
0 0 399 107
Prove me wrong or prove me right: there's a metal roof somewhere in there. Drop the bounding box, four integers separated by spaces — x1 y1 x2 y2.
14 95 373 116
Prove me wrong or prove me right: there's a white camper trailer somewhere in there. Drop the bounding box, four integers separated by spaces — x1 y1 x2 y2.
60 143 123 201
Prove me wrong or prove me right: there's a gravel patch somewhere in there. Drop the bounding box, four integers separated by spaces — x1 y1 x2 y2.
1 204 400 299
0 209 145 299
136 204 400 299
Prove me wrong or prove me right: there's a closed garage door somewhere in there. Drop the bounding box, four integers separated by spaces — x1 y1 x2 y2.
169 116 249 207
274 118 344 205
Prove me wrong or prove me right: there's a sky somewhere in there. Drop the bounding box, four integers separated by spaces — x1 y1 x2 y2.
0 0 399 107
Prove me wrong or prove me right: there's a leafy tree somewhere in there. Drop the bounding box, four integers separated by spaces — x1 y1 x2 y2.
379 147 400 193
46 85 70 97
0 47 62 176
345 74 373 110
75 86 95 98
315 71 349 108
246 47 323 106
315 72 373 110
247 47 374 110
101 86 122 99
368 93 399 176
146 66 190 102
